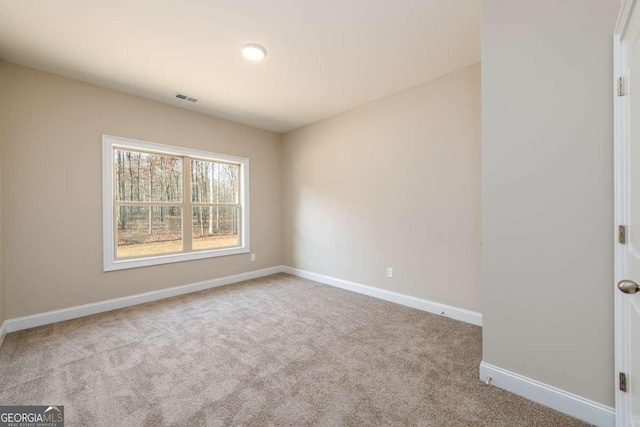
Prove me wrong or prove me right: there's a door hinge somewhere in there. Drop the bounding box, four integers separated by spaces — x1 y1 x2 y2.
619 225 627 244
620 372 628 392
619 77 626 96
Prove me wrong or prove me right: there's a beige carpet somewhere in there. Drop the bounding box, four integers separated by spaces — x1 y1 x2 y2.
0 273 588 426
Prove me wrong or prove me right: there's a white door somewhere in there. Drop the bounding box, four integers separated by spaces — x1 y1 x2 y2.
617 2 640 426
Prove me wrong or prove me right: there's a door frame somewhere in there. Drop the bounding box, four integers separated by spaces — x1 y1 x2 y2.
615 1 637 426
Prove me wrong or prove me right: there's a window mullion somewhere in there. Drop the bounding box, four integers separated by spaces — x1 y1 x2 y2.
114 201 178 207
190 203 241 208
183 156 193 252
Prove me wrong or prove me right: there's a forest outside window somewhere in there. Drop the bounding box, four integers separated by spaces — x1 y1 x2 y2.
102 135 250 271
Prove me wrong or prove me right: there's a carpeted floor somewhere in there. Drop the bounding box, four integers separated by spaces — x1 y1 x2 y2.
0 273 588 426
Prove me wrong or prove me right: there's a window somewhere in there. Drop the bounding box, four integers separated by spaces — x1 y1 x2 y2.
102 135 249 271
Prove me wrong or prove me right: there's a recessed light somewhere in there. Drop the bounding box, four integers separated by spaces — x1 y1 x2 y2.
242 44 266 61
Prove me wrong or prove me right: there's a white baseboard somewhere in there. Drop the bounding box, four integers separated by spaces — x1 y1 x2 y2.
4 266 284 334
282 266 482 326
479 361 615 427
0 321 6 349
1 265 480 346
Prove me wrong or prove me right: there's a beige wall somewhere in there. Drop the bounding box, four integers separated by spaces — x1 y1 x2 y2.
0 61 283 319
283 64 481 312
482 0 617 406
0 61 4 325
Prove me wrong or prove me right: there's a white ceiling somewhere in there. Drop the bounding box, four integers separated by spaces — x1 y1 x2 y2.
0 0 480 133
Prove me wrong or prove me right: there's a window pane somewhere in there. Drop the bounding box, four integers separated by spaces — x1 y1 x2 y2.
117 206 182 258
191 160 239 204
114 149 182 202
192 206 239 250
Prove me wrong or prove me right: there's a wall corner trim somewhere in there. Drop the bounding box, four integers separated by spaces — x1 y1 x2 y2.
3 266 284 334
282 266 482 326
479 361 615 427
0 321 6 350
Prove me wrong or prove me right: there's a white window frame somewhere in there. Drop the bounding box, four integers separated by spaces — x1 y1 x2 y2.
102 134 250 271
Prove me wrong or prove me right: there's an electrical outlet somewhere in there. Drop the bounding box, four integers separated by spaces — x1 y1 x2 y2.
386 267 394 278
250 253 256 262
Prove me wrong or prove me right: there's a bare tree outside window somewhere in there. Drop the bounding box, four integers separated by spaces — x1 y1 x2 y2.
191 159 240 250
114 149 183 257
113 149 240 259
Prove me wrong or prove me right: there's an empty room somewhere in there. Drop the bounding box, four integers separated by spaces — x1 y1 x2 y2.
0 0 634 426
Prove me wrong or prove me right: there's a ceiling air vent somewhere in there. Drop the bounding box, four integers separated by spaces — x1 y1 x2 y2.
175 93 198 103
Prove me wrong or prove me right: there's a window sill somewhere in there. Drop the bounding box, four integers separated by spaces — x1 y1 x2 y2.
103 246 249 271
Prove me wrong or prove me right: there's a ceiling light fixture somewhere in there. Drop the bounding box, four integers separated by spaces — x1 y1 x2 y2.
242 44 266 61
